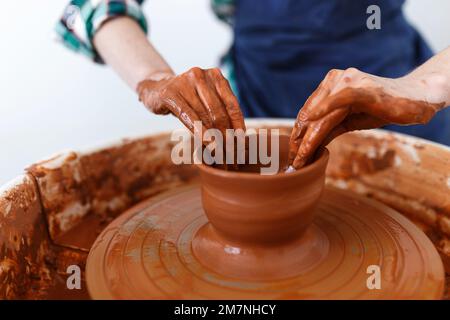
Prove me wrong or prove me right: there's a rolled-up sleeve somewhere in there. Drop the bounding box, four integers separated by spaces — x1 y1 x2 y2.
55 0 148 63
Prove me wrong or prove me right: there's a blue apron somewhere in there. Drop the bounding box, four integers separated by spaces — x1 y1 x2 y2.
231 0 450 145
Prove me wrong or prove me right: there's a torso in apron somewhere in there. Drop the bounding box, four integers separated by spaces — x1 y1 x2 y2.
231 0 449 145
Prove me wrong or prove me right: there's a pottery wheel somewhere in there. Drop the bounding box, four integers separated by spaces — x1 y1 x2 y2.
86 185 444 299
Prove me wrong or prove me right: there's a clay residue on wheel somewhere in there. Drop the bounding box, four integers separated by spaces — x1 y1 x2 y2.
0 174 52 299
1 126 450 299
1 133 199 299
86 186 444 300
26 133 198 250
326 130 450 273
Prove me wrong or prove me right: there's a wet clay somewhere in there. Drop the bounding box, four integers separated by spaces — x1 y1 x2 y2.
3 125 448 299
86 185 444 299
196 134 328 246
219 134 291 173
0 133 198 299
192 133 328 279
86 133 444 298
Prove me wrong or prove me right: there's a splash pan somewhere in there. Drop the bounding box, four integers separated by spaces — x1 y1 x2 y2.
1 120 449 299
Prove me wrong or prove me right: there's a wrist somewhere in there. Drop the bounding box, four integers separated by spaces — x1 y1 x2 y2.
426 73 450 107
136 69 174 93
406 72 450 107
143 69 175 82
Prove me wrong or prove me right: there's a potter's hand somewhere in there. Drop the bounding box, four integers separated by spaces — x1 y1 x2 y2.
289 67 447 169
137 67 246 134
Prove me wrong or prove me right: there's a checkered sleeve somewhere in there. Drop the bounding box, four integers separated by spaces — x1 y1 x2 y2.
55 0 148 63
211 0 235 25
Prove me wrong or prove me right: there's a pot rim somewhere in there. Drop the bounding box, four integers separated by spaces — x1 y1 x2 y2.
196 148 329 180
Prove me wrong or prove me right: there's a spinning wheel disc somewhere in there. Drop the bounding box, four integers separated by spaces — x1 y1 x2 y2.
86 185 444 299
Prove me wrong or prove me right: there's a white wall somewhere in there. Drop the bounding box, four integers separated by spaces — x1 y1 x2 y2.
404 0 450 51
0 0 449 185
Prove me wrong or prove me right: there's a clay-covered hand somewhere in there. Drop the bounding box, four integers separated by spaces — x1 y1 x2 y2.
137 67 246 134
289 68 446 169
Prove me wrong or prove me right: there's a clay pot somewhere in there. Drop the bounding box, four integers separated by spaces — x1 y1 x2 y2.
192 133 329 280
196 134 329 244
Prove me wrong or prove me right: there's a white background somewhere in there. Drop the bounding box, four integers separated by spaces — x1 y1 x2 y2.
0 0 449 185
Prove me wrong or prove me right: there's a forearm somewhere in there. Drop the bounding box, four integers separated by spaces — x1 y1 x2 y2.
93 17 174 90
406 46 450 108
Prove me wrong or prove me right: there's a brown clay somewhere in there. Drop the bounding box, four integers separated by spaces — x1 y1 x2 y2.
85 132 445 299
2 124 448 299
191 133 328 280
86 185 444 299
86 135 444 299
195 134 328 246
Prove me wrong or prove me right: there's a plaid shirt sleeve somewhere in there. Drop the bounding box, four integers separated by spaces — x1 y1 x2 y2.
211 0 235 25
55 0 148 63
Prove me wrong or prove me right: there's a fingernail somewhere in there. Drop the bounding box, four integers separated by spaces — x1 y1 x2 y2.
285 166 296 173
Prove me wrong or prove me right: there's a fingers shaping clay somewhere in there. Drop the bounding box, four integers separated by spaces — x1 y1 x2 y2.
86 133 444 299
